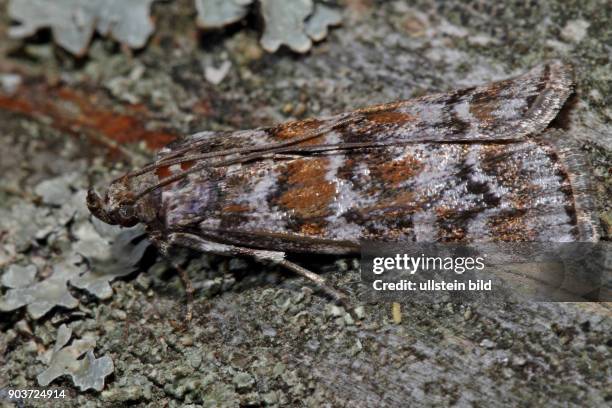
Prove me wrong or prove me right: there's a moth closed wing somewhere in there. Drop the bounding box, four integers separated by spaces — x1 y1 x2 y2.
87 60 600 304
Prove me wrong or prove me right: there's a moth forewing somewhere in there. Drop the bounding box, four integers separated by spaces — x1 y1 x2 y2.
88 60 598 304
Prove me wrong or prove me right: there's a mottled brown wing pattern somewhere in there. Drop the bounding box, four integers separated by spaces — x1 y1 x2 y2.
158 138 591 254
96 60 599 256
129 61 572 205
156 60 572 162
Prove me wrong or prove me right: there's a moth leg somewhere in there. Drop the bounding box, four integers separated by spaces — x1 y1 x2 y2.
275 258 348 305
156 245 195 325
168 233 348 304
173 263 194 324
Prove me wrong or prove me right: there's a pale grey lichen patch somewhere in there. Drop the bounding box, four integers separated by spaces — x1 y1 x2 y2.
8 0 341 56
1 264 37 288
34 173 79 207
0 261 83 319
0 177 149 314
95 0 155 48
71 351 115 391
0 203 57 252
72 222 111 259
195 0 254 29
197 0 342 53
197 0 341 53
260 0 314 53
8 0 155 56
305 4 342 42
60 190 91 224
37 324 114 391
71 226 150 299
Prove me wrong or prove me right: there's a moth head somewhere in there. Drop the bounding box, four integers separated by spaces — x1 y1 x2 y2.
87 178 139 227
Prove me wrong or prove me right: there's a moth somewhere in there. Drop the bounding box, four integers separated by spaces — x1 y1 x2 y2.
87 60 599 303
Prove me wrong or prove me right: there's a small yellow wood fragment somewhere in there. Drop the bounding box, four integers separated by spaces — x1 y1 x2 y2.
392 302 401 324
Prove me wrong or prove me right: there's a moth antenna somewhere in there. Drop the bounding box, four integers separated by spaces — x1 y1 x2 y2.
131 140 355 202
110 132 229 183
132 161 211 201
123 137 509 186
122 142 343 181
155 131 232 162
121 115 363 183
124 118 366 202
132 135 519 183
135 120 495 203
126 118 521 186
156 114 352 161
132 141 290 202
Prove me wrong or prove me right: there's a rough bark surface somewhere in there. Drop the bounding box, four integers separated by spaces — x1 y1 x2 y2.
0 0 610 407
